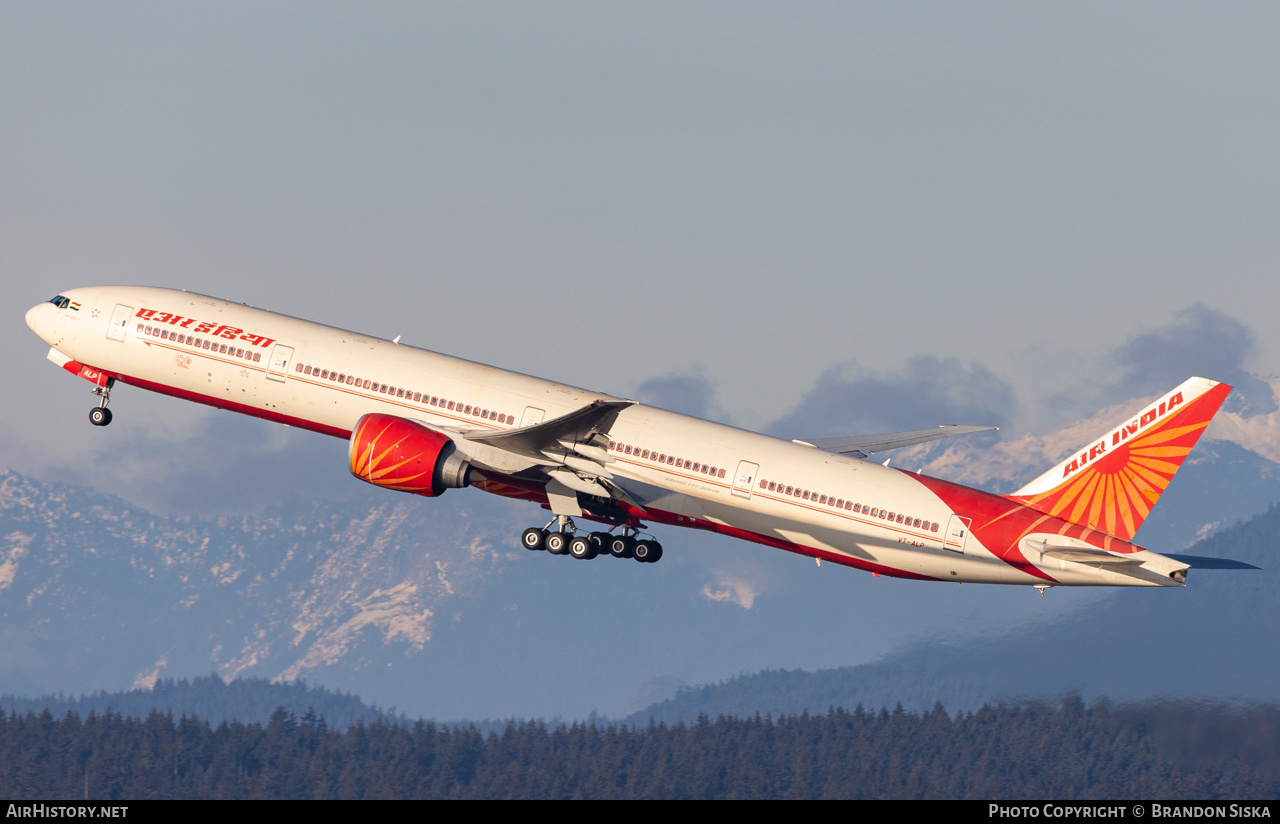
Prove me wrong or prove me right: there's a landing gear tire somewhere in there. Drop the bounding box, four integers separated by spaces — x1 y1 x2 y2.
569 536 597 560
633 540 663 564
545 532 570 555
521 528 547 551
608 535 635 559
589 532 611 556
89 407 113 427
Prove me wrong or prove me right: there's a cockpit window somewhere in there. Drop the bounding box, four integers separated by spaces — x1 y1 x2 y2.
48 296 71 309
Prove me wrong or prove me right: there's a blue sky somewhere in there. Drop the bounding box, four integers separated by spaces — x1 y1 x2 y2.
5 3 1278 459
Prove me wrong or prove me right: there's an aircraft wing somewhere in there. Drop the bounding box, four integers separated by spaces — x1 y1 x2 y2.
435 399 644 512
797 425 997 458
464 399 633 462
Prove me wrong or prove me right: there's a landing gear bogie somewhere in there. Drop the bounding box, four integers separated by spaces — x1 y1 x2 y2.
518 524 665 564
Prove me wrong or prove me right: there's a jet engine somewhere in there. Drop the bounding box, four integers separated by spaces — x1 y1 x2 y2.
348 413 472 497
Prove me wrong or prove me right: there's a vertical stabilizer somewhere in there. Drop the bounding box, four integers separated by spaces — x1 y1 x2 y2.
1009 377 1231 540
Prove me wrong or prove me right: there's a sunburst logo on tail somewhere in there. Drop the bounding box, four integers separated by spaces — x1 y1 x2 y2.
1008 377 1232 541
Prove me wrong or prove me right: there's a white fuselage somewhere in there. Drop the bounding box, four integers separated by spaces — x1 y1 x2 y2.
26 286 1186 588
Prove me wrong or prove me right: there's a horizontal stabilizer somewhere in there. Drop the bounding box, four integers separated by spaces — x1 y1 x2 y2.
802 425 997 458
1041 547 1144 565
1163 553 1260 570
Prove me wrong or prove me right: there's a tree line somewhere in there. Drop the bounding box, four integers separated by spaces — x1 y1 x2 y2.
2 697 1278 799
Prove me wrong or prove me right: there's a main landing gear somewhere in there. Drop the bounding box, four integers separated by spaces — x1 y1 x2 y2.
521 516 664 564
89 382 113 427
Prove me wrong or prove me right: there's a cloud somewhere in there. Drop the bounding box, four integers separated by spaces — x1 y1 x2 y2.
634 368 724 421
40 411 356 517
767 356 1016 439
699 573 760 609
1109 304 1255 398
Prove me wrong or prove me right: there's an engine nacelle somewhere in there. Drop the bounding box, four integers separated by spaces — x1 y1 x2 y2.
348 413 472 497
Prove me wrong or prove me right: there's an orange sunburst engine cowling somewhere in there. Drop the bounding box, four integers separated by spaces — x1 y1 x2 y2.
348 413 472 497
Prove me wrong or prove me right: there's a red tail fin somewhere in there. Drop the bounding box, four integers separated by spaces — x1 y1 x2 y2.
1008 377 1231 540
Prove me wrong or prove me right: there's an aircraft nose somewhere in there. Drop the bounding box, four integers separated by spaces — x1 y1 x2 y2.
26 302 50 340
26 300 44 332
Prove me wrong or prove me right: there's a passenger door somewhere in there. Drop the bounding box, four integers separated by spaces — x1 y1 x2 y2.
266 344 294 382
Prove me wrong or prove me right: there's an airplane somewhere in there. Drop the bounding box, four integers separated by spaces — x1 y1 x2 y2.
25 286 1257 590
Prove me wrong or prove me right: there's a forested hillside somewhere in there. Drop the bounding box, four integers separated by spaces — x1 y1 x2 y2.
1 674 397 730
629 503 1280 724
3 698 1277 799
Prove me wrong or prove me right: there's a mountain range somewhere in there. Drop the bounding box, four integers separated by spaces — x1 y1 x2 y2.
2 374 1278 722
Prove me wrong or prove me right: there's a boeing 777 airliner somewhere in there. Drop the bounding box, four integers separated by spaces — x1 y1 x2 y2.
25 287 1255 589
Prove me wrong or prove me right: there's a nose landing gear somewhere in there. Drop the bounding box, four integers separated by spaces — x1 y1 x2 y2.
89 382 114 427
